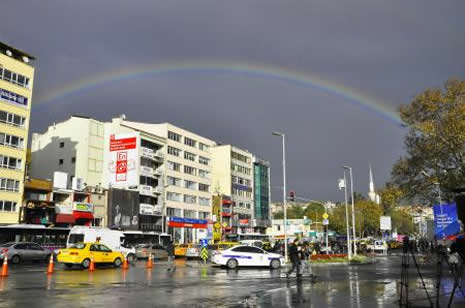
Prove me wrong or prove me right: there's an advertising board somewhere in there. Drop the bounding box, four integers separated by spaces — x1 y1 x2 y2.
434 203 461 239
108 188 140 230
107 133 139 188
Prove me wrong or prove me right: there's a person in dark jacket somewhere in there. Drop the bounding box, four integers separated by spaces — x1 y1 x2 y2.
166 240 176 272
286 239 301 278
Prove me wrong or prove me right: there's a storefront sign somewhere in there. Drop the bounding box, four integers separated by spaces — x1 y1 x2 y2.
167 216 207 229
73 202 93 212
55 204 73 214
239 219 249 226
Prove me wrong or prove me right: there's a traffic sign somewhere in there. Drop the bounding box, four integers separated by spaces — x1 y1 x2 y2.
214 222 221 229
200 239 208 248
323 219 329 225
222 222 228 228
322 213 329 219
200 247 209 262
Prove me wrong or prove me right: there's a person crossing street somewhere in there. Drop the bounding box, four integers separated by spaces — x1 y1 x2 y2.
286 239 301 279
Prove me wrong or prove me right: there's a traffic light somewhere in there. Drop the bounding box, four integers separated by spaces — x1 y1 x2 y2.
289 191 295 202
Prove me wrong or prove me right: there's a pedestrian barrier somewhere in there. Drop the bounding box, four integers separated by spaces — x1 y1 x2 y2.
46 255 54 275
122 256 129 270
146 254 153 269
88 255 95 272
0 255 8 277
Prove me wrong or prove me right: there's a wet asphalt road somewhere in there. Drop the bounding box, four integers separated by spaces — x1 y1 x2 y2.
0 256 464 308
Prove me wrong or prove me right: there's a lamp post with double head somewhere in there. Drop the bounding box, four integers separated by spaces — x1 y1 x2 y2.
344 166 357 256
272 131 288 262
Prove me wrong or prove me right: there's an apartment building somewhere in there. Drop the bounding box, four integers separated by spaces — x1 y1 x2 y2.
30 115 105 188
131 122 216 243
0 41 35 224
253 157 271 234
211 145 255 234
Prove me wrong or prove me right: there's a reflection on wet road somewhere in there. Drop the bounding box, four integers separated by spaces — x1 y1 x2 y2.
0 257 464 307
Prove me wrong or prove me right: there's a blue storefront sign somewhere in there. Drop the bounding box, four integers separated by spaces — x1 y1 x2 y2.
433 203 461 239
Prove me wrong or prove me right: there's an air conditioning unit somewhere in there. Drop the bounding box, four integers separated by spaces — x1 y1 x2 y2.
72 177 85 191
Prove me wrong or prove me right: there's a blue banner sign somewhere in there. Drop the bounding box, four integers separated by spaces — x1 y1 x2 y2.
433 203 461 239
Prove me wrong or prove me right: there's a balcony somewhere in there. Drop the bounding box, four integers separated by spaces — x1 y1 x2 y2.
153 186 164 195
153 150 164 160
139 185 153 196
140 166 154 177
141 147 154 160
154 167 163 176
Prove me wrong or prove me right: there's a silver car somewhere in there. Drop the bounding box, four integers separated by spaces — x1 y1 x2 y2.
0 242 51 264
135 244 168 260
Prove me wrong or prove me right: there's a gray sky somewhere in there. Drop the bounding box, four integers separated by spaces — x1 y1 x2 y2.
2 0 464 202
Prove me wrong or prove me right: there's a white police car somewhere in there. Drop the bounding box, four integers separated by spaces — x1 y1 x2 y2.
212 245 285 269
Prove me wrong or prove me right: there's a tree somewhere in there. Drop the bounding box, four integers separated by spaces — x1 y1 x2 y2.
304 202 325 222
379 184 403 214
391 79 465 203
354 200 383 237
391 208 417 235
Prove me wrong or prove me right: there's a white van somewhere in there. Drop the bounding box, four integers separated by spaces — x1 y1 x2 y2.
67 226 137 263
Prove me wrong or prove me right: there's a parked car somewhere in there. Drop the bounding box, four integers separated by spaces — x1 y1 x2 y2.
0 242 52 264
56 242 125 269
212 245 285 269
135 244 168 259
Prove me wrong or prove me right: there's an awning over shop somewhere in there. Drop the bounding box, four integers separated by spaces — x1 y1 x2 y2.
72 211 94 220
56 214 76 224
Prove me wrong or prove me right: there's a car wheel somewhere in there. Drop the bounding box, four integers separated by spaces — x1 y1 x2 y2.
126 253 135 264
114 258 122 268
270 259 281 269
81 258 90 269
65 263 73 269
227 258 238 269
11 255 21 264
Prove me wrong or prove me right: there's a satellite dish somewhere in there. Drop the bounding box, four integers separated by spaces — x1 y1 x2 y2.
120 114 127 120
22 56 29 63
5 50 12 57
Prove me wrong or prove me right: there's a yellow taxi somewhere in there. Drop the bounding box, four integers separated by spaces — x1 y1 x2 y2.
174 244 191 257
57 242 125 269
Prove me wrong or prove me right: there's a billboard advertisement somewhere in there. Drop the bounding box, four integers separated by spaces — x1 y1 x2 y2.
380 216 392 230
108 188 140 230
107 133 139 188
434 203 461 239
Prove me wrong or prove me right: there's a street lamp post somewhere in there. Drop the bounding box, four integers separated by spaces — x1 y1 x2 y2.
340 171 352 259
272 131 288 262
344 166 357 256
434 182 443 215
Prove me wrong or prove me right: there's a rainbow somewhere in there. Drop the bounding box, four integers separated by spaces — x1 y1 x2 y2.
35 61 402 126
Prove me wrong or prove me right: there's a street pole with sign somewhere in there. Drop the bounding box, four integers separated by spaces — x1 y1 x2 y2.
339 173 352 259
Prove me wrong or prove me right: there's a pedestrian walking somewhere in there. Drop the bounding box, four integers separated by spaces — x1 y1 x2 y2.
166 240 176 272
298 242 312 277
286 239 301 279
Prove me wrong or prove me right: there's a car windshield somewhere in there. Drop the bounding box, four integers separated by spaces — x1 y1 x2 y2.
69 243 86 249
136 244 151 248
0 243 15 248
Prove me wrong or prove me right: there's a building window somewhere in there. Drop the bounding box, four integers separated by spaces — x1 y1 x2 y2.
168 131 182 142
199 211 210 219
0 111 26 128
232 151 251 163
246 203 251 209
167 161 181 172
167 176 181 186
166 192 182 202
0 200 17 212
0 178 20 192
0 155 22 170
59 142 64 148
0 68 31 89
71 157 76 164
0 87 28 107
199 156 209 166
184 210 196 218
184 180 197 190
184 195 197 204
167 207 182 217
0 133 24 149
199 169 209 179
184 151 196 162
167 146 181 157
198 183 209 192
199 198 210 206
59 159 64 165
184 165 197 176
184 137 196 148
199 143 209 152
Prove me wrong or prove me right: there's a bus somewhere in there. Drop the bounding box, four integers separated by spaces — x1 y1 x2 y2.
0 224 70 252
122 230 172 247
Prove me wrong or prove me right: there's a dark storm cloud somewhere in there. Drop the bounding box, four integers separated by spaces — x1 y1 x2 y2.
2 0 464 201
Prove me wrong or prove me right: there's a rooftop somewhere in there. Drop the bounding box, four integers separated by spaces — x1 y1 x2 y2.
0 41 35 65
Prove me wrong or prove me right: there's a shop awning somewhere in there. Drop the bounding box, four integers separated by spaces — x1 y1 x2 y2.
56 214 76 224
72 211 94 220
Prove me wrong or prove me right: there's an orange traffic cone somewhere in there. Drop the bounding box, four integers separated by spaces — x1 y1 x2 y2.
122 256 129 270
146 253 153 269
46 255 54 275
0 255 8 277
88 255 95 272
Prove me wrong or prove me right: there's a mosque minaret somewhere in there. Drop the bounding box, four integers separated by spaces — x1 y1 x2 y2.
368 164 381 204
